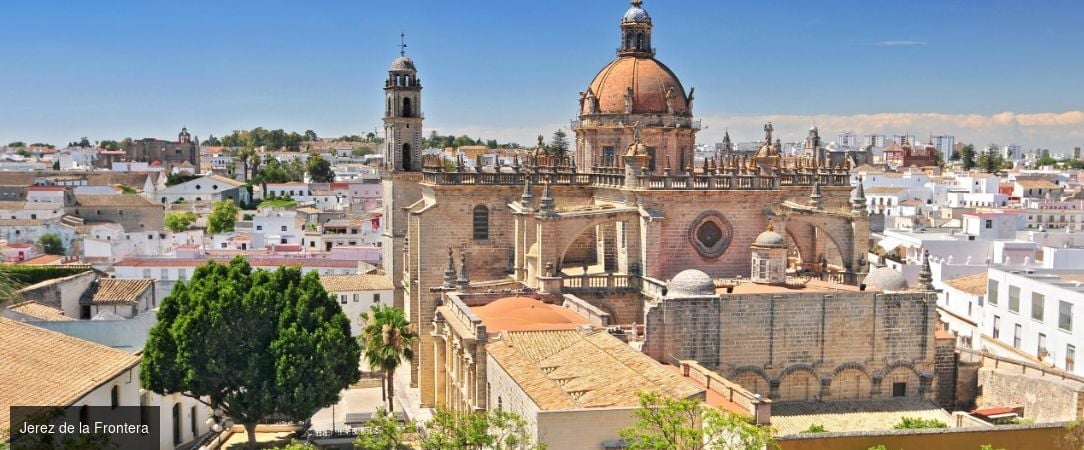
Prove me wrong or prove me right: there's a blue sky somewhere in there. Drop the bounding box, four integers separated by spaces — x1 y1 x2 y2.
2 0 1083 150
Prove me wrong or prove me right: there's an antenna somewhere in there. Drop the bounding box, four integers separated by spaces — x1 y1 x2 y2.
399 31 408 57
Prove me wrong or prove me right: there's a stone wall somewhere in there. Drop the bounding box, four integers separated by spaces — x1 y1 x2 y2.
643 290 940 402
978 367 1084 422
17 270 98 318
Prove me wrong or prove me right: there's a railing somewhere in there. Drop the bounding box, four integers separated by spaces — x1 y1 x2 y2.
572 116 700 131
562 273 640 290
817 271 858 285
419 168 851 190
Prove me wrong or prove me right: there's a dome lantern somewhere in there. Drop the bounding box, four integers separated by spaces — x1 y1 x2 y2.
619 0 654 57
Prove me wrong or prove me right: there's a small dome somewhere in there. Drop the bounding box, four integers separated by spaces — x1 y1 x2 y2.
668 270 716 297
622 2 652 24
864 266 909 292
753 230 786 248
389 56 416 72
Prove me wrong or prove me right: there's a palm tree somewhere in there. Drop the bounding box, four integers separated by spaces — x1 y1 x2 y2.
0 268 23 306
359 305 419 413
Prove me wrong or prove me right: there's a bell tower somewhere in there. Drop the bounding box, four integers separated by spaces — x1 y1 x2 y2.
383 33 423 172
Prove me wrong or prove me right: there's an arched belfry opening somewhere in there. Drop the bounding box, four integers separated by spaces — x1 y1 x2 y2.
403 97 413 117
402 143 412 171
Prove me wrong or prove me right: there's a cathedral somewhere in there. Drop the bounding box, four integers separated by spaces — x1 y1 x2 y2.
381 1 946 413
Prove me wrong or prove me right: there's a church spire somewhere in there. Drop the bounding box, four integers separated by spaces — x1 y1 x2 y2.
619 0 654 57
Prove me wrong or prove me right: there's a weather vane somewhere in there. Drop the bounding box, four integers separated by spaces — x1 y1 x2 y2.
399 31 408 57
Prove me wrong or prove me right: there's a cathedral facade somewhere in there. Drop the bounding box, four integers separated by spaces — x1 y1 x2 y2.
382 1 891 407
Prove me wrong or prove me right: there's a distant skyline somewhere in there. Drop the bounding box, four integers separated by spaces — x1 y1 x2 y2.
2 0 1083 150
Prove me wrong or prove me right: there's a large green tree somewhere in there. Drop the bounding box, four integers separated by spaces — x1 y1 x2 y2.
421 408 543 450
38 233 64 255
619 391 777 450
306 156 335 183
164 211 197 233
960 144 977 171
359 305 418 413
207 200 240 234
547 129 570 156
141 258 361 449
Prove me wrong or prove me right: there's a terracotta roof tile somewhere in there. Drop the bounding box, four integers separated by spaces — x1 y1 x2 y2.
6 300 73 321
0 317 140 436
944 272 988 295
486 329 702 411
91 278 153 305
319 274 392 292
76 194 159 208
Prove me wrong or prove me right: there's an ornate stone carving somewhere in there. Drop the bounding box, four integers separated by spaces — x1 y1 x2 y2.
688 211 733 259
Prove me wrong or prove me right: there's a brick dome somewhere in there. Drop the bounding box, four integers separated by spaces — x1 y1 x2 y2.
583 56 688 116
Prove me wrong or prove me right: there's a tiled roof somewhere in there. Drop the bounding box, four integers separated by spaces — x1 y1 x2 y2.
865 186 907 195
472 297 591 332
319 274 392 292
770 398 952 435
1016 179 1061 190
75 194 159 208
945 272 989 295
6 300 73 321
0 317 140 437
91 278 153 305
486 329 702 411
18 255 64 266
206 174 245 187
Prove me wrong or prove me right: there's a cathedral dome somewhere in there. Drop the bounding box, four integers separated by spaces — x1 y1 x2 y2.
753 230 786 248
583 56 688 116
667 269 717 297
389 56 416 72
622 1 652 24
864 266 909 292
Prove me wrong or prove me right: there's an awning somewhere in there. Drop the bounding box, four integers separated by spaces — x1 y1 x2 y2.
877 237 904 252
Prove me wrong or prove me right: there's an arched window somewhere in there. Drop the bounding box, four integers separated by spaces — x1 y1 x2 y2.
625 33 632 49
473 205 489 240
402 97 413 117
111 385 119 409
401 144 412 171
387 97 392 115
636 33 644 49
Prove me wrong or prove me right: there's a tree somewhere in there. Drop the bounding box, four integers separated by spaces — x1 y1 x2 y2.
421 408 543 450
165 212 197 233
77 137 91 148
141 258 361 450
99 140 121 151
977 150 1006 174
960 144 977 171
7 141 26 148
306 156 335 183
202 135 221 146
359 305 418 413
15 149 31 157
207 200 240 234
352 147 374 157
0 268 23 307
618 391 777 450
547 129 569 156
304 129 318 141
354 408 413 450
52 160 60 170
38 233 64 256
1036 155 1059 167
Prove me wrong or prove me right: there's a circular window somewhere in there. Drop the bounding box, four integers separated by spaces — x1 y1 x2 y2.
688 211 733 259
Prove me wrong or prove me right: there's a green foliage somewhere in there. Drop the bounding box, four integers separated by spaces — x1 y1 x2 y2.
220 128 306 151
1036 155 1059 167
30 143 54 149
279 441 318 450
354 408 413 450
306 156 335 183
304 130 318 141
38 233 65 255
0 268 24 306
422 132 517 150
164 212 197 233
251 158 305 184
7 141 26 148
802 423 827 433
15 149 31 157
977 149 1007 173
892 417 948 429
868 446 889 450
98 140 122 151
207 200 240 234
547 129 570 156
421 408 543 450
140 258 361 449
359 305 419 413
619 391 777 450
1062 159 1084 170
52 160 59 170
202 135 221 146
1062 419 1084 450
165 173 199 187
259 198 298 209
960 144 977 170
0 265 90 286
117 184 138 194
352 147 375 157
